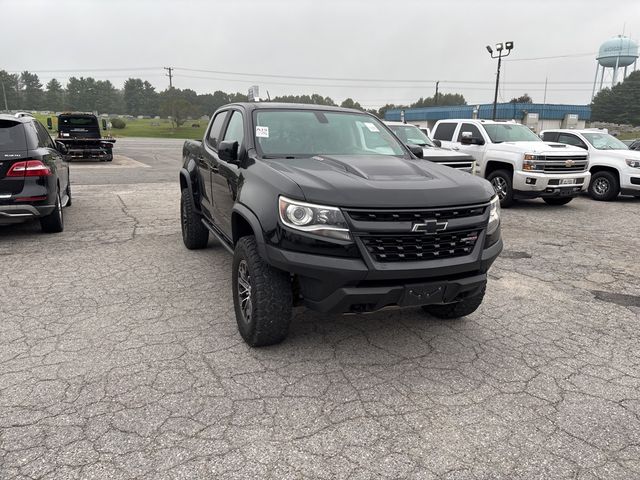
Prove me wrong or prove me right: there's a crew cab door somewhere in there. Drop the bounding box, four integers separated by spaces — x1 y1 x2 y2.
211 109 244 239
455 122 489 171
200 110 228 221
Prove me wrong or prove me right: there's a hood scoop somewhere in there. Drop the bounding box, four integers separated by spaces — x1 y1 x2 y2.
310 155 429 181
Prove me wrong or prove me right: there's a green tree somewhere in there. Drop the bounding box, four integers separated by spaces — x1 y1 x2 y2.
19 71 43 110
0 70 20 111
123 78 145 115
45 78 64 112
159 88 196 127
340 98 363 110
509 93 533 103
592 71 640 125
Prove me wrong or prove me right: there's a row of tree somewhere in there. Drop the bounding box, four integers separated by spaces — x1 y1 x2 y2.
591 71 640 125
0 70 473 121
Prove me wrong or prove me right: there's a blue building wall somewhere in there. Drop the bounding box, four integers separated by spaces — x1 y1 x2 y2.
384 103 591 122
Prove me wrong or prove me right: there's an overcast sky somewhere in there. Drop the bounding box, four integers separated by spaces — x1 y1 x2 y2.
2 0 640 108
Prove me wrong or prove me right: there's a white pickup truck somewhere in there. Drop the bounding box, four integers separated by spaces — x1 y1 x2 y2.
541 129 640 201
432 119 591 207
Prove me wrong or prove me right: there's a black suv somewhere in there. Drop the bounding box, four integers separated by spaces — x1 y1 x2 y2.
180 103 503 346
0 113 71 233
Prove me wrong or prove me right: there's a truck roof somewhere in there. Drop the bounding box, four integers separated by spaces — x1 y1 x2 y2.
0 113 34 124
222 102 366 114
435 119 519 125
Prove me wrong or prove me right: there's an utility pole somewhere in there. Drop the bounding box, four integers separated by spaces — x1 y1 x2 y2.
434 81 439 105
164 67 174 88
486 42 514 121
1 82 8 112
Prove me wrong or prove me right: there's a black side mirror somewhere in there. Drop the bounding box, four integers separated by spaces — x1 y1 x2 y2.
46 117 52 129
406 144 424 158
432 139 442 148
219 140 239 163
101 119 107 130
55 141 68 154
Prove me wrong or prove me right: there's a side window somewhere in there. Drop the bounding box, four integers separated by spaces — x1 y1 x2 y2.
433 122 457 141
36 122 55 148
558 133 587 149
541 132 558 142
457 123 482 141
222 111 244 148
207 111 228 149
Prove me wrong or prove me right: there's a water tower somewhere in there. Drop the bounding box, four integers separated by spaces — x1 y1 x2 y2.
592 35 639 98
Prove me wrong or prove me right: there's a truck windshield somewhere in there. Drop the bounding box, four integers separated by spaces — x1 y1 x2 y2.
483 123 541 143
582 132 628 150
388 124 435 147
254 110 406 158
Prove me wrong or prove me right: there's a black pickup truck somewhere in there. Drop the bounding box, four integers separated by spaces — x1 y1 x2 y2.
47 113 115 161
180 103 503 346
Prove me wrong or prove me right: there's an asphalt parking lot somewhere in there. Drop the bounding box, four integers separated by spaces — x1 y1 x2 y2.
1 137 640 479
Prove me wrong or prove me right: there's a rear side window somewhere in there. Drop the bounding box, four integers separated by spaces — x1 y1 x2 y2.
34 122 54 148
207 111 228 149
0 120 27 151
433 122 457 141
542 132 558 142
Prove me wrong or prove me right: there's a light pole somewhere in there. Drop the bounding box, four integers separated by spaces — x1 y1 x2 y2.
486 41 514 120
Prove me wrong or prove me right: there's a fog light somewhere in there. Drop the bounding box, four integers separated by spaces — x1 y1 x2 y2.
525 177 537 185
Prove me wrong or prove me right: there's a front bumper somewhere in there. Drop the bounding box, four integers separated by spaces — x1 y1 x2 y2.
620 169 640 194
513 170 590 198
265 236 503 314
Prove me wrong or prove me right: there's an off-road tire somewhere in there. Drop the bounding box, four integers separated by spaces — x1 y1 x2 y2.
588 171 619 201
422 287 485 319
180 188 209 249
487 170 515 208
543 197 573 206
233 236 292 347
40 190 64 233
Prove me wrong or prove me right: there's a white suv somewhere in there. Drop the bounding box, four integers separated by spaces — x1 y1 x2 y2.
432 119 591 207
541 129 640 201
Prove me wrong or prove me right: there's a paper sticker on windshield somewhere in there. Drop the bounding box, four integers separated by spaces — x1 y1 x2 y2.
256 126 269 138
364 122 380 133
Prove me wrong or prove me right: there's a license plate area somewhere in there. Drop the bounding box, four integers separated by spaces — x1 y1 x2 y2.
560 178 575 185
401 283 446 306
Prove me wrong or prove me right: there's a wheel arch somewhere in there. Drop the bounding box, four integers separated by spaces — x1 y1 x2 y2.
485 161 514 178
590 165 620 182
232 204 268 258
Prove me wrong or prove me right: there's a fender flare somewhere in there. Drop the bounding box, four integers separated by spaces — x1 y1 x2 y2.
231 203 268 258
179 167 201 214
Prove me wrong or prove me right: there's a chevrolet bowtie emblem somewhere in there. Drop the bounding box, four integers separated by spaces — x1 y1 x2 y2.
565 159 575 167
411 219 448 234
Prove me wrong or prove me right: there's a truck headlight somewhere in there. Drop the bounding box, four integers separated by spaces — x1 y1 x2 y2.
278 196 351 241
523 153 544 171
487 196 501 235
625 159 640 169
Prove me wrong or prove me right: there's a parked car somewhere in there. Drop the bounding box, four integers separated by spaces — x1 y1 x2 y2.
432 119 591 207
385 121 475 173
47 112 115 162
419 127 432 138
541 129 640 200
626 139 640 151
0 113 70 232
180 103 503 347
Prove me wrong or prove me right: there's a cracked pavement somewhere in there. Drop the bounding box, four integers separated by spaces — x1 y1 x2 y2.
1 138 639 479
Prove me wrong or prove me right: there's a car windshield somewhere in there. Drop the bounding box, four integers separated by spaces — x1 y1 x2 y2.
254 110 406 158
483 123 541 143
582 132 628 150
388 124 435 147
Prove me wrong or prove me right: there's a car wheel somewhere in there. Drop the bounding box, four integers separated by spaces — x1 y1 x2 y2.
422 287 485 319
588 171 619 201
106 154 113 162
543 197 573 206
487 170 514 208
180 188 209 249
40 190 64 233
233 236 292 347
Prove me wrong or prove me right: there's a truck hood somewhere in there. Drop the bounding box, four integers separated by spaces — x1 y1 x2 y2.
264 154 494 208
592 149 640 160
491 141 586 155
421 147 474 159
